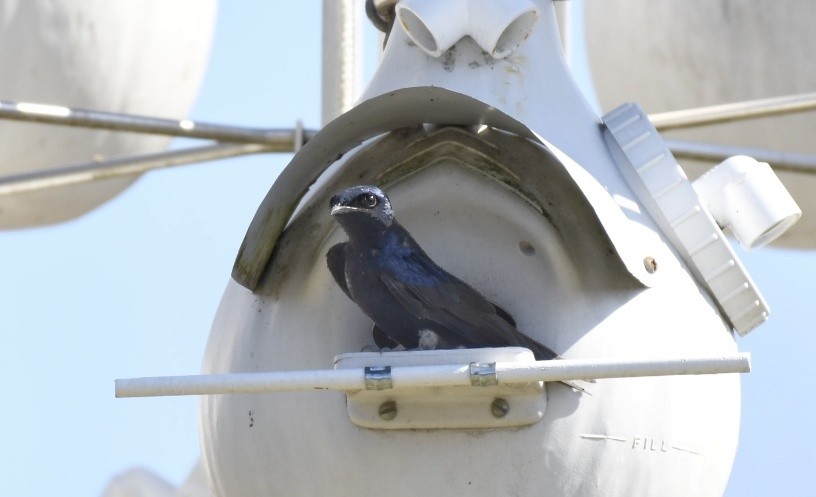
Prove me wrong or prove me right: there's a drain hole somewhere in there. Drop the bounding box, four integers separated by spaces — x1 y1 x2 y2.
518 241 535 256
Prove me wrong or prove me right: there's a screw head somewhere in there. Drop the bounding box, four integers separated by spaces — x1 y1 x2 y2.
378 400 397 420
644 256 658 274
490 398 510 418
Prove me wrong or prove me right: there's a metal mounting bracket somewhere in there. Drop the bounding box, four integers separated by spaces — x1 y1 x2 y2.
334 348 545 430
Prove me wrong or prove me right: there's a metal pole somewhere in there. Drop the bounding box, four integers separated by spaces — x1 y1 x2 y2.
667 139 816 174
115 353 751 398
649 91 816 131
322 0 363 126
0 100 313 145
0 143 274 196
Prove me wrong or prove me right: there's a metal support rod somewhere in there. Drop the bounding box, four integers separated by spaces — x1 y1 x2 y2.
0 100 315 145
0 143 274 196
649 91 816 131
115 353 751 398
321 0 363 126
667 139 816 174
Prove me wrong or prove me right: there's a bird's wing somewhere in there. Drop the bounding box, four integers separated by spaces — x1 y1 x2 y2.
377 256 540 351
327 243 401 349
326 242 351 298
492 302 517 327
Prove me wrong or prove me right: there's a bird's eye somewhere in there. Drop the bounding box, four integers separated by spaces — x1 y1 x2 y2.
360 194 378 208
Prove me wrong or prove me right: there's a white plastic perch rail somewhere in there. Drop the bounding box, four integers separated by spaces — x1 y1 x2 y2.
115 353 751 398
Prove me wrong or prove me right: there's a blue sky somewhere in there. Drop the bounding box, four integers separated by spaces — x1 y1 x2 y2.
0 2 813 496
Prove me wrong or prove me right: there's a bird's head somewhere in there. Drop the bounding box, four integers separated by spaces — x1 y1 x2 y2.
330 185 394 229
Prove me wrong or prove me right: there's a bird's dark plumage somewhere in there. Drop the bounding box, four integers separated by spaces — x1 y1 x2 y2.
326 185 560 361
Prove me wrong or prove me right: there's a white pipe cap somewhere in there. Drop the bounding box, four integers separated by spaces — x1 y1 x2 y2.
395 0 538 58
693 155 802 249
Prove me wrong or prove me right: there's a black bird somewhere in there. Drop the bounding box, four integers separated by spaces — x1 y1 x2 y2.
326 184 562 361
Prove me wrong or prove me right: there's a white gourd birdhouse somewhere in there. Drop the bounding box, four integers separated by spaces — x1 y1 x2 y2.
198 2 795 496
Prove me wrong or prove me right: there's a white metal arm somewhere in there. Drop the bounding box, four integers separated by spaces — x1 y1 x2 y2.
115 353 751 398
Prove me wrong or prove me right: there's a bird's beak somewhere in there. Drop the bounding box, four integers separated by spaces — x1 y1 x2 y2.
329 194 353 216
330 204 358 216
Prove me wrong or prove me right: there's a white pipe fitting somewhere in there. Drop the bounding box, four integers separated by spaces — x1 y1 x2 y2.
693 155 801 249
395 0 539 58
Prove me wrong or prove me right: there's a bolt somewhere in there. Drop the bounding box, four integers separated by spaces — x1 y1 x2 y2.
644 256 658 274
378 400 397 420
491 398 510 418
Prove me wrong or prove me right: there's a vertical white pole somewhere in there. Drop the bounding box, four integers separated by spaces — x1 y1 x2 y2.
554 0 572 64
321 0 363 126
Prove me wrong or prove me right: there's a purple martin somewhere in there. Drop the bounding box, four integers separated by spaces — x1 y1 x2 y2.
326 185 562 361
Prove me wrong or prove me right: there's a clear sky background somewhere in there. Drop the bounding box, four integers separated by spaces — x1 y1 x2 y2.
0 2 813 496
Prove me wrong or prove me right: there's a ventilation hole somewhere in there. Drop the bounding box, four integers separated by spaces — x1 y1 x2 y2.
518 241 535 256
